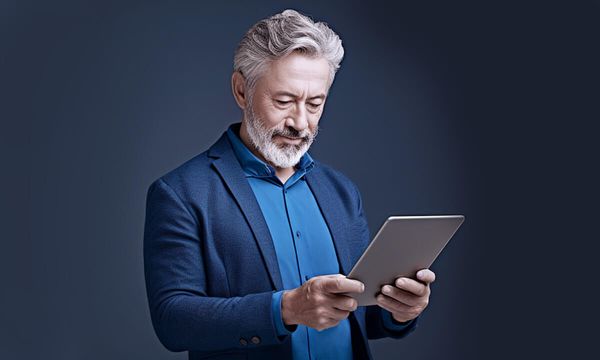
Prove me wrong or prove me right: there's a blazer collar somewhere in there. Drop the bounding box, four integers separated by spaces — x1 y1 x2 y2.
304 171 354 275
208 128 284 290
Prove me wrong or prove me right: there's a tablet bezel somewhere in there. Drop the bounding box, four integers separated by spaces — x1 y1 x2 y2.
346 215 464 306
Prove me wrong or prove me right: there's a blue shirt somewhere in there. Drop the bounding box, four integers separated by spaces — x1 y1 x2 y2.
226 124 410 359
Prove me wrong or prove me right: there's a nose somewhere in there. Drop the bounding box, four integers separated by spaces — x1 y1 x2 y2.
285 104 308 132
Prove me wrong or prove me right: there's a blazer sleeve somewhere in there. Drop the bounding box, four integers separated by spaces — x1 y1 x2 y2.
143 178 289 352
350 181 419 340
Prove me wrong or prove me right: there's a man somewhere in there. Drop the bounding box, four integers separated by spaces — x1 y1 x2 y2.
144 9 435 360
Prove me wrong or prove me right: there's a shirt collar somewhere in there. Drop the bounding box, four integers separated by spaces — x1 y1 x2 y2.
226 123 315 179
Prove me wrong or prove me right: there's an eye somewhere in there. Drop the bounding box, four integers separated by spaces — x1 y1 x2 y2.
275 100 292 106
307 103 322 110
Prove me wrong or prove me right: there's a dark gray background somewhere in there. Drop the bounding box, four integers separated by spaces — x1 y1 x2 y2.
2 1 598 359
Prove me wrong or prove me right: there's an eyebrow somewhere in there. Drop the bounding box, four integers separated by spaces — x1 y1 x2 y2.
273 91 326 101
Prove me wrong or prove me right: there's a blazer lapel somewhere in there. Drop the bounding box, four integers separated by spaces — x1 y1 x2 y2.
208 133 284 290
305 168 353 276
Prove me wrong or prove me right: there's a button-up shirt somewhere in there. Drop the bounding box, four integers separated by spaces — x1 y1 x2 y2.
226 124 410 359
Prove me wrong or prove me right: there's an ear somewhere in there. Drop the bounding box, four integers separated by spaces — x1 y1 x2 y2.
231 71 248 110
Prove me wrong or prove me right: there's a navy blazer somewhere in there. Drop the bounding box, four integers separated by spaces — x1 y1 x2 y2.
143 127 418 360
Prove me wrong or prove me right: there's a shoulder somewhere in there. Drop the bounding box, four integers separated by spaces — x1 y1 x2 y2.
146 149 215 201
310 159 369 230
311 159 362 200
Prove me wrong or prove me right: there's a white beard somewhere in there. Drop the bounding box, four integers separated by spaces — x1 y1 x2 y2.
244 104 318 169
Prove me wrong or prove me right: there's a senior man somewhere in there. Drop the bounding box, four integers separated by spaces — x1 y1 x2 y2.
144 9 435 360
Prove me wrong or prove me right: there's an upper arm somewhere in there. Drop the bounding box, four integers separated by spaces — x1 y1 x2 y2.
143 178 206 309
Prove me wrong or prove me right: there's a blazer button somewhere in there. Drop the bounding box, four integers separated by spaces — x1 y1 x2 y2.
251 336 261 344
239 338 248 346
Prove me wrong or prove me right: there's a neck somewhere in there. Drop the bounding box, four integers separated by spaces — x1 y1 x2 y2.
239 121 295 184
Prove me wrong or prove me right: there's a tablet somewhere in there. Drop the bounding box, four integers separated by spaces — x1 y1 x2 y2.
346 215 464 306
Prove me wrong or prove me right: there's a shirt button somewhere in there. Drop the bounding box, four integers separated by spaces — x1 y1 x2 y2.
239 338 248 346
251 336 261 344
296 230 301 238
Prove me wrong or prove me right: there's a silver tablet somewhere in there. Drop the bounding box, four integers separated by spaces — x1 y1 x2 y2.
347 215 464 306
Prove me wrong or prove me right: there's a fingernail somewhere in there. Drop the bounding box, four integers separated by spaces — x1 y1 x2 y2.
382 286 390 294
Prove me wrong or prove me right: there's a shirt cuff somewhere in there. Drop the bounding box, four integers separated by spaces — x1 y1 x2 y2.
271 291 298 336
380 308 414 331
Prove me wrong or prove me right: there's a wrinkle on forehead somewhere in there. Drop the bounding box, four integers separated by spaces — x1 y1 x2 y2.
261 53 330 100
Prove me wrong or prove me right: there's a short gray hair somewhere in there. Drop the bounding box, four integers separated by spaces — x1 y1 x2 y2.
233 9 344 99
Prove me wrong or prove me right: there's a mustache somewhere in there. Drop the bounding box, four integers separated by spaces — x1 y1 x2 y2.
271 127 311 140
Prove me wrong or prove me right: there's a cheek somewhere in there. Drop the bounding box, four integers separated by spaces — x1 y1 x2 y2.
254 102 287 128
308 115 321 131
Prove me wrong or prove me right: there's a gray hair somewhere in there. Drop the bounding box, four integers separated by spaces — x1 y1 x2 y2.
233 9 344 100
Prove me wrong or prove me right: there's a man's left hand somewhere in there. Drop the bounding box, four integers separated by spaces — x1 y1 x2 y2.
375 268 435 323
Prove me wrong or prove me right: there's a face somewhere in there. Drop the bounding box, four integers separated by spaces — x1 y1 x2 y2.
243 52 330 168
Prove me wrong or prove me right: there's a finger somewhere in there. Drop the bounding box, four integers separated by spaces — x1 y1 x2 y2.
321 275 365 294
330 294 359 312
375 293 413 315
395 277 429 297
328 307 351 321
416 269 436 284
380 285 420 307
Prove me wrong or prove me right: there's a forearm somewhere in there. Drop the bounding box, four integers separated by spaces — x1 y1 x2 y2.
150 290 287 352
365 305 418 340
381 308 415 330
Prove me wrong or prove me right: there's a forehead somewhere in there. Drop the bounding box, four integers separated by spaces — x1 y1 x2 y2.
260 52 330 97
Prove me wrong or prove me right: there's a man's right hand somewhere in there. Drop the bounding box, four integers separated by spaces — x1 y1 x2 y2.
281 274 365 331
